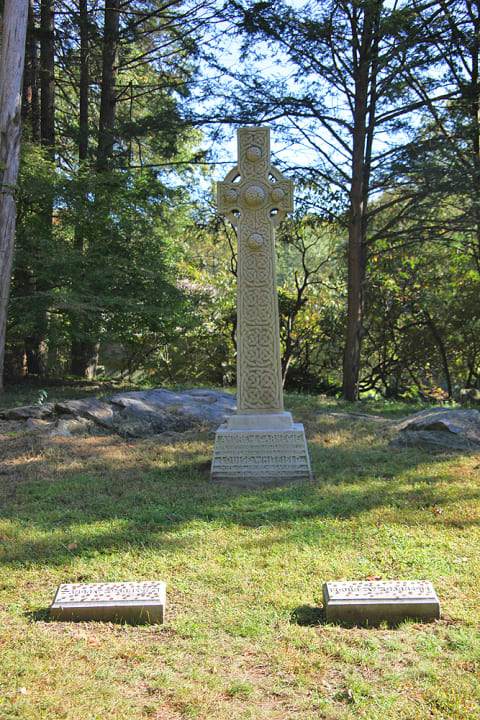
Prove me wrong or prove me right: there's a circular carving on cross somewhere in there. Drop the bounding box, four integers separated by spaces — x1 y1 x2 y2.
247 233 265 250
271 187 286 203
224 188 238 204
244 184 265 208
246 145 262 162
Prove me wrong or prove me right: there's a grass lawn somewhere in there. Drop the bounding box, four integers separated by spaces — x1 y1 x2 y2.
1 388 479 719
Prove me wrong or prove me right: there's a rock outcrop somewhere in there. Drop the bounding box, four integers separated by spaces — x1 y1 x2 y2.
392 407 480 451
0 389 236 438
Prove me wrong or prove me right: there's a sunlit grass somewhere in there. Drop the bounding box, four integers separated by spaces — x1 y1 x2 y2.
1 391 479 719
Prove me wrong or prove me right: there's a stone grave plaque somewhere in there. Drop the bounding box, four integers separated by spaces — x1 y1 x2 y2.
323 580 440 624
50 581 166 623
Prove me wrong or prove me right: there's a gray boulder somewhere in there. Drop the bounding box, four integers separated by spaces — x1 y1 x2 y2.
2 389 237 438
0 403 54 420
25 417 56 433
51 417 95 437
110 389 236 429
55 398 116 430
392 407 480 451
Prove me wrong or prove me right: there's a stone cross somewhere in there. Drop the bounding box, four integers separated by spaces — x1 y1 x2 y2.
211 127 312 485
217 126 293 415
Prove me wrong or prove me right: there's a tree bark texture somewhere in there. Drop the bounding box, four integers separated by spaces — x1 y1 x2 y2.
21 0 56 377
72 0 120 377
71 0 96 375
97 0 120 171
40 0 55 158
342 1 381 401
78 0 90 165
21 1 47 375
0 0 29 391
22 0 40 142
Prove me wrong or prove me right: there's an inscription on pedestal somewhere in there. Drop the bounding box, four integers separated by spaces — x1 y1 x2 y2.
211 426 311 482
50 581 166 623
323 580 440 625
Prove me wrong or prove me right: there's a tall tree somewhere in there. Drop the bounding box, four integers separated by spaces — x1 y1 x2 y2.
97 0 120 173
0 0 29 391
21 0 56 376
40 0 55 157
22 0 40 143
212 0 436 399
70 0 93 377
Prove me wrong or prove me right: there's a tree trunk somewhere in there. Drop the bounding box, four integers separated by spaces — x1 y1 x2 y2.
424 311 453 399
71 340 100 380
22 0 56 377
40 0 55 159
97 0 120 172
20 0 46 375
71 0 95 376
71 0 120 378
0 0 29 392
470 6 480 275
342 1 381 401
22 0 40 143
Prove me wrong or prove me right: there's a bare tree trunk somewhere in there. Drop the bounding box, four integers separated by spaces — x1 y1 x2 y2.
424 311 453 399
342 1 381 401
0 0 29 392
97 0 120 172
72 0 120 378
18 0 42 375
22 0 40 143
71 0 96 377
22 0 55 377
40 0 55 159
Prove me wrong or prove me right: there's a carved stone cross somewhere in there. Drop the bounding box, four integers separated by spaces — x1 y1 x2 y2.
217 126 293 415
211 127 312 485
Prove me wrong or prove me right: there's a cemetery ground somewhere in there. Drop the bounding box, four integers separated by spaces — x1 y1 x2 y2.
1 385 480 720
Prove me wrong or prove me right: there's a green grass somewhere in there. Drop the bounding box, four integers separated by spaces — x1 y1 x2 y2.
1 389 480 719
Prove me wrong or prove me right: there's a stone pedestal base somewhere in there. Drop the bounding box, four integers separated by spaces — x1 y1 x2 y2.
210 413 312 486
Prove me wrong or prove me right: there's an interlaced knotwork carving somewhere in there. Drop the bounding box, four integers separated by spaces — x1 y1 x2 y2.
217 127 293 414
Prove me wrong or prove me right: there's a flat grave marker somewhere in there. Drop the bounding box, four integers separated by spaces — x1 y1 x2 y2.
323 580 440 625
50 581 166 623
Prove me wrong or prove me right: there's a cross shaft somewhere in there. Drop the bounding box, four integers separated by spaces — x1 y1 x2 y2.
217 127 293 414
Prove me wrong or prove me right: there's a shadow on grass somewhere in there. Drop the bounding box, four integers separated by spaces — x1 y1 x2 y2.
24 607 164 626
1 414 479 568
288 604 439 630
290 604 326 626
27 608 52 622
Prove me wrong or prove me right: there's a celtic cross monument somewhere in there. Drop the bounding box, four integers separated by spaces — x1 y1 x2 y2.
210 127 312 484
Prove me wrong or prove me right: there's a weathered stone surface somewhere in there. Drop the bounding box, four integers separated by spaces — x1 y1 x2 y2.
323 580 440 625
51 417 94 437
0 388 237 438
211 425 312 486
211 127 312 483
55 398 116 429
396 406 480 432
0 403 54 420
110 389 236 432
50 581 166 623
392 407 480 451
25 417 56 433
